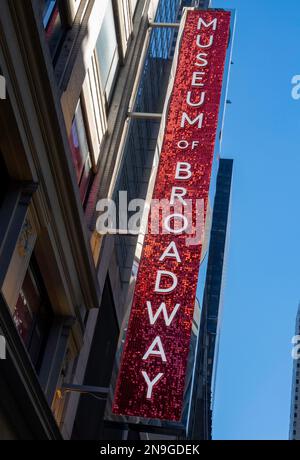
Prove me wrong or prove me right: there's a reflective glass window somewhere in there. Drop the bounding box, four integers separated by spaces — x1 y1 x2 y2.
95 0 119 102
69 101 93 204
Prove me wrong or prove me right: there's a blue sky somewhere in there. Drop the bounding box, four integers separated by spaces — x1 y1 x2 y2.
212 0 300 440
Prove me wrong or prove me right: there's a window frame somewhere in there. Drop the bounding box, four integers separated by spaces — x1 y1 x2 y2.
94 0 120 106
69 99 95 207
41 0 69 62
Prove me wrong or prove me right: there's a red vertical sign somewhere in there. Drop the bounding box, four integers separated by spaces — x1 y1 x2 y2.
113 10 231 421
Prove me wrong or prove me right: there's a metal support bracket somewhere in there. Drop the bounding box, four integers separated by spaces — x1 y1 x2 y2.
61 384 109 400
148 22 180 29
127 111 162 120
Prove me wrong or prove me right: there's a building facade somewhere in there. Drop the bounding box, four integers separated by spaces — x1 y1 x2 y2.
188 158 233 440
290 304 300 440
0 0 235 441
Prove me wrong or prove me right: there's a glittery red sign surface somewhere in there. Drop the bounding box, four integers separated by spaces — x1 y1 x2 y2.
113 10 231 422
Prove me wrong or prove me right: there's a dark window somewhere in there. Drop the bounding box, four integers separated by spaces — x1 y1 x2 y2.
72 277 121 440
40 0 65 61
13 256 53 371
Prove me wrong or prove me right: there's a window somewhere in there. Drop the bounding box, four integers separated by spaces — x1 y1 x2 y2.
40 0 64 60
95 0 119 103
72 277 120 440
81 55 107 166
13 257 53 371
69 101 93 205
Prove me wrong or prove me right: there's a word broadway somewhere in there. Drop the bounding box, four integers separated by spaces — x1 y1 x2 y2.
96 192 205 247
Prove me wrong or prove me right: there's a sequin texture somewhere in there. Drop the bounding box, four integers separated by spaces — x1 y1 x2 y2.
112 10 231 422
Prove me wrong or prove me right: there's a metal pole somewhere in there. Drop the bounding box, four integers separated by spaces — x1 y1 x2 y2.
127 111 162 120
148 22 180 28
61 384 109 399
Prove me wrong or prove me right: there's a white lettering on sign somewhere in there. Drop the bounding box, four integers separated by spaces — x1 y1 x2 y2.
139 13 220 400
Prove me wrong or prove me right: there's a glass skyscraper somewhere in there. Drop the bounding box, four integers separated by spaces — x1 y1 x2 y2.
290 304 300 440
189 159 234 440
